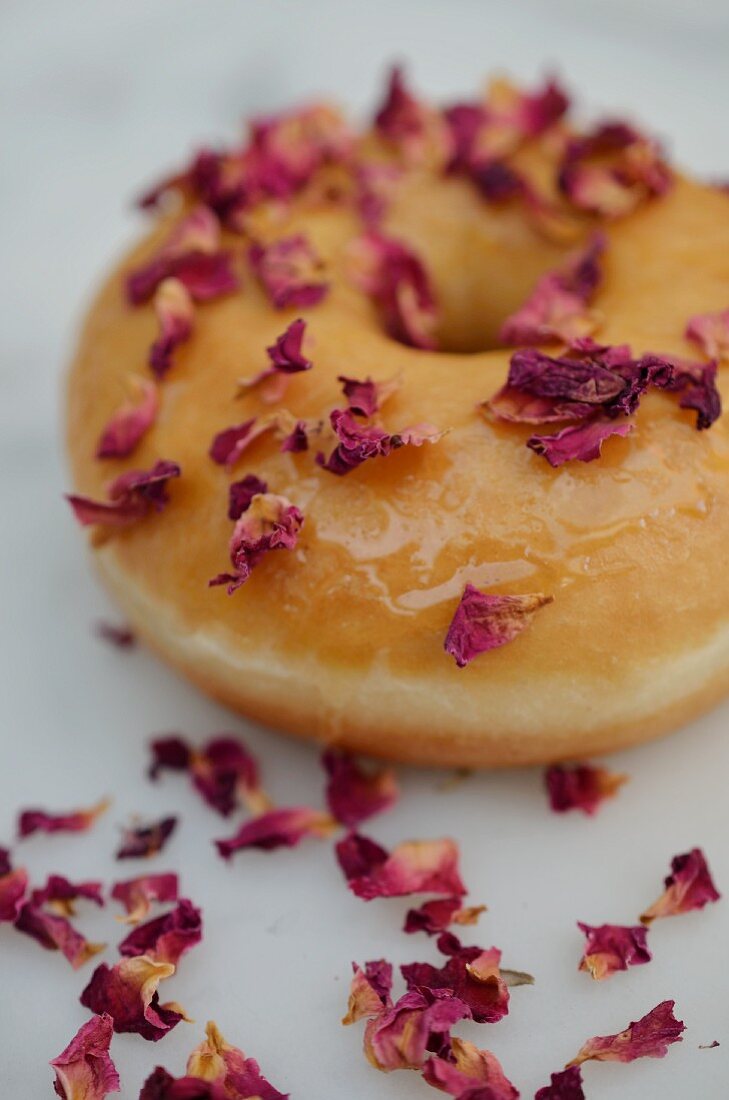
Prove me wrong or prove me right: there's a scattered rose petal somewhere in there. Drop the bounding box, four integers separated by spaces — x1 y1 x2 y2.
139 1067 228 1098
402 934 510 1024
116 817 177 860
444 584 553 667
216 807 336 859
337 373 401 417
686 308 729 362
528 417 634 466
322 749 398 828
355 163 403 225
568 1000 685 1065
279 417 318 453
535 1065 585 1100
349 230 438 348
500 233 605 346
14 902 106 969
31 874 104 917
559 122 671 218
545 764 627 816
342 960 393 1025
237 319 312 403
50 1014 120 1100
96 621 136 649
126 206 238 304
663 357 722 430
209 418 280 468
404 896 486 936
95 378 159 458
111 873 179 925
228 475 269 520
336 833 465 900
66 460 181 529
185 1019 288 1099
249 235 328 309
18 799 109 839
209 493 304 593
316 408 443 476
374 66 430 153
80 955 187 1041
364 987 471 1072
149 279 195 379
578 922 651 980
150 734 268 817
0 849 28 923
640 848 721 924
119 898 202 966
423 1036 519 1099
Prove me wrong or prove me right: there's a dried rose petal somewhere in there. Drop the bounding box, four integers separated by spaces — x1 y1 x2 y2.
216 806 336 859
96 621 136 648
279 418 317 453
127 206 238 304
237 319 312 403
404 896 486 936
118 898 202 966
342 960 393 1025
316 408 442 476
66 460 181 529
14 902 106 969
209 418 279 468
445 584 553 667
18 798 109 838
116 816 177 860
249 235 328 309
80 955 187 1041
349 230 438 349
139 1068 228 1098
31 874 104 916
228 475 269 520
569 1000 685 1065
559 122 671 218
640 848 721 925
374 66 429 151
322 749 398 828
50 1014 120 1100
0 848 28 922
209 493 304 593
662 357 722 430
578 923 651 980
545 764 627 816
111 873 179 925
686 308 729 362
149 279 195 379
500 234 605 346
185 1019 288 1099
402 935 510 1024
364 987 470 1072
95 378 159 458
336 833 465 900
528 417 634 466
355 163 403 226
338 373 401 417
150 734 267 817
423 1036 519 1099
535 1066 585 1099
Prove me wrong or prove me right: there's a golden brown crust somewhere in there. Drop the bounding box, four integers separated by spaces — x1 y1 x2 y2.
66 172 729 766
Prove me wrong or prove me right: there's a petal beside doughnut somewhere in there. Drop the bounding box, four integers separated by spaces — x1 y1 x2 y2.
65 73 729 766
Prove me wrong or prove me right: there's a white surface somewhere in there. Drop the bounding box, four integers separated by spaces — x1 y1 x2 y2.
1 1 728 1096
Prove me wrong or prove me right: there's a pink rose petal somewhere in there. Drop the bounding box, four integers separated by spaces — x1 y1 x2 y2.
640 848 721 924
96 378 159 458
208 493 304 593
444 584 553 667
216 807 336 859
322 749 398 828
50 1014 120 1100
568 1000 685 1066
336 833 465 900
545 764 627 816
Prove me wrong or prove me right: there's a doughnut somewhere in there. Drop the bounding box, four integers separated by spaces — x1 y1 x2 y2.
65 70 729 767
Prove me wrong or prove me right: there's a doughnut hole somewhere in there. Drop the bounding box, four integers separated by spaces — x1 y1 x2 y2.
383 173 577 352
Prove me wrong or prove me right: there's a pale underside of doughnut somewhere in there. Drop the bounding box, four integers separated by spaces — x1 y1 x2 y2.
66 172 729 766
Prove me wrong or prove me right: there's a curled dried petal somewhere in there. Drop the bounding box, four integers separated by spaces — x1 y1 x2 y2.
249 235 328 308
237 319 312 403
527 418 633 466
209 493 304 593
80 954 187 1041
337 373 401 417
342 960 393 1025
404 896 486 936
322 749 398 828
423 1036 519 1099
349 230 438 349
50 1014 120 1100
14 903 106 969
568 1000 685 1065
578 922 651 980
364 988 471 1072
111 873 179 925
150 279 195 379
545 764 627 816
18 799 109 838
95 378 159 459
445 584 552 667
185 1019 288 1099
640 848 721 924
66 460 181 529
401 936 510 1024
336 833 465 900
216 806 336 859
116 817 177 860
118 898 202 966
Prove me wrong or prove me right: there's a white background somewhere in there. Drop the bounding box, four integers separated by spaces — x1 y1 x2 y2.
1 1 728 1097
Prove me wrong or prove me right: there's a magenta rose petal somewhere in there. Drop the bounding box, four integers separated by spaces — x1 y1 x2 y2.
545 763 628 815
640 848 721 924
335 832 466 900
50 1013 120 1100
215 806 336 859
444 583 553 667
208 493 304 593
111 873 179 925
568 1000 685 1065
577 922 651 980
322 749 398 828
116 816 177 860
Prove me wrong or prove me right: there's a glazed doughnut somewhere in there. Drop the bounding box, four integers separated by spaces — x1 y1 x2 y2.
66 71 729 767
